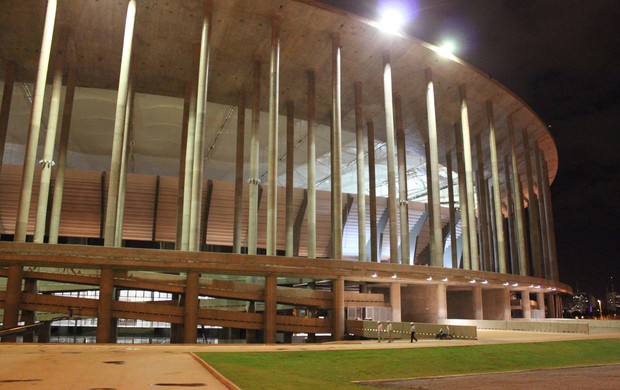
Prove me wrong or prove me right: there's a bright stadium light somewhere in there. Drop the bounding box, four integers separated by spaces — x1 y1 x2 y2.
378 8 405 34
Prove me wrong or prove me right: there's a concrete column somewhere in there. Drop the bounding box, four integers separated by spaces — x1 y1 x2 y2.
103 0 136 247
248 60 261 255
285 101 294 256
542 159 559 281
486 101 507 273
15 0 57 242
115 78 134 247
181 74 198 250
454 123 471 269
0 265 23 342
473 285 483 320
523 129 544 277
533 145 551 279
507 117 529 275
264 274 277 343
233 91 245 253
503 155 518 273
48 69 76 244
96 267 115 343
382 51 399 263
354 82 367 261
176 84 191 249
266 16 281 256
425 70 444 267
394 95 410 264
307 71 317 259
189 0 212 251
332 277 345 341
536 292 546 318
331 33 343 260
459 85 479 270
33 37 67 244
246 301 257 343
183 271 200 343
521 290 532 319
0 62 15 175
437 283 448 321
547 293 557 318
390 282 402 322
446 151 458 268
475 135 491 270
367 121 379 262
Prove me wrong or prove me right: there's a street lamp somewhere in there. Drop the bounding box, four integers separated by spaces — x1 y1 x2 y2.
597 299 602 319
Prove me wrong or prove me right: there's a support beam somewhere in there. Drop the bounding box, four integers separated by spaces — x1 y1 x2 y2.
473 285 483 320
233 91 246 253
100 172 106 238
15 0 57 242
394 95 410 264
177 82 192 249
115 78 134 247
264 274 277 343
96 267 115 343
266 16 281 256
189 0 213 251
0 265 23 342
331 33 343 260
534 145 551 279
183 271 200 343
503 155 518 274
248 60 261 255
200 179 214 250
332 278 345 341
307 71 317 259
390 282 402 322
382 50 399 263
541 158 559 281
49 68 76 244
521 290 532 319
181 66 198 250
367 121 379 262
508 116 529 276
523 129 544 277
459 85 479 270
285 100 294 256
475 135 491 270
425 70 444 267
454 123 471 269
0 62 16 176
486 101 507 273
354 82 367 261
293 190 308 257
103 0 136 247
446 151 458 268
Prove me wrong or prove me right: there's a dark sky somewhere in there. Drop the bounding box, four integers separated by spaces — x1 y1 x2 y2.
324 0 620 299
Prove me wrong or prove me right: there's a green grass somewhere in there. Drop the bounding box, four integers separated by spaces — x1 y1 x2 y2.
197 339 620 389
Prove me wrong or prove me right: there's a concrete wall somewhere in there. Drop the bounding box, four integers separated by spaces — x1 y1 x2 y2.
482 288 511 320
402 284 445 323
447 289 474 319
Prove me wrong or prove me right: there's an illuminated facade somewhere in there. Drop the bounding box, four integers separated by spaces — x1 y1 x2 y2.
1 0 570 343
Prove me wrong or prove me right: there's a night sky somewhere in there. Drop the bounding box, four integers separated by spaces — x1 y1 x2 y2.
323 0 620 299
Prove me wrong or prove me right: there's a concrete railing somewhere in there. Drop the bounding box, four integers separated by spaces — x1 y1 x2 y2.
346 320 478 340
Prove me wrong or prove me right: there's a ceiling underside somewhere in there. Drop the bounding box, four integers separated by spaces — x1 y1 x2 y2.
0 0 558 202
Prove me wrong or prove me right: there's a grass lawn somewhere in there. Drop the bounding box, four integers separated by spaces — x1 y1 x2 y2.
197 339 620 389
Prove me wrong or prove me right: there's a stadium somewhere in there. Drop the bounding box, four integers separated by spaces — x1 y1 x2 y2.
0 0 570 344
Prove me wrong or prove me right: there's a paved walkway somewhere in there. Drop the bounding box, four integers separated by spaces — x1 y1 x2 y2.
0 329 618 389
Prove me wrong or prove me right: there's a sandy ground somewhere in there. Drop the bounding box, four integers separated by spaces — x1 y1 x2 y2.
0 329 618 389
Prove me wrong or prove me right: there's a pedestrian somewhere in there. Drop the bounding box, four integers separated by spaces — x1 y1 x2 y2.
410 322 417 342
377 321 383 342
387 320 393 343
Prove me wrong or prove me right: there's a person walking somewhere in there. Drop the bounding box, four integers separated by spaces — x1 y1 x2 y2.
377 321 383 342
387 320 393 343
410 322 418 342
